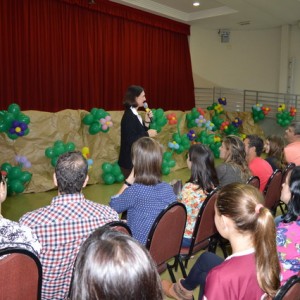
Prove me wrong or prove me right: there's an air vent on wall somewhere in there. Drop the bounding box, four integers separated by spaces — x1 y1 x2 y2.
238 21 251 26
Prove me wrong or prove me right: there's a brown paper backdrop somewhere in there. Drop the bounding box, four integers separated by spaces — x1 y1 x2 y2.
0 110 264 193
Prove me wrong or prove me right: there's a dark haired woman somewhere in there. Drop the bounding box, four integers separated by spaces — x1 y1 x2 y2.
217 135 252 187
118 85 157 178
179 144 219 247
264 135 285 171
276 166 300 283
110 137 176 245
70 227 163 300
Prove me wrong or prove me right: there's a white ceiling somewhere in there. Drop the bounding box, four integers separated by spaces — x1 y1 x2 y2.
110 0 300 30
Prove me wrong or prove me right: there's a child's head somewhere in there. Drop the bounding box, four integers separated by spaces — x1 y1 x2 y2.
215 183 280 297
187 144 218 192
282 166 300 222
132 137 162 185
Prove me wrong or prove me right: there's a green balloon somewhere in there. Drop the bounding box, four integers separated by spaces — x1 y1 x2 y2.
65 142 76 152
162 160 169 168
95 109 107 119
54 145 65 156
54 140 64 148
1 162 12 173
7 132 18 140
8 166 22 180
51 157 59 167
19 171 32 183
8 103 21 116
45 147 55 158
168 159 176 168
9 179 24 194
103 173 115 185
83 114 94 125
0 120 9 132
89 122 101 135
163 152 172 160
17 113 30 124
3 112 14 126
111 164 121 176
116 173 125 183
162 166 170 175
102 163 113 173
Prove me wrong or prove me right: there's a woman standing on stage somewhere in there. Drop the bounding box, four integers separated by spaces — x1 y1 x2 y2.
118 85 157 178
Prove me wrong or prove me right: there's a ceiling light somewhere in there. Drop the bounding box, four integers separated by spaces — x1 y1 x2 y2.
193 2 200 7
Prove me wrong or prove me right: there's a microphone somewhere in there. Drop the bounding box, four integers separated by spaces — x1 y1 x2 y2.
143 102 152 122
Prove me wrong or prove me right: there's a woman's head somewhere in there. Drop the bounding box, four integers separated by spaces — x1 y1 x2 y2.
123 85 145 108
187 144 218 192
70 227 163 300
215 183 280 297
132 137 162 185
264 135 284 162
282 166 300 222
0 171 7 204
220 135 246 163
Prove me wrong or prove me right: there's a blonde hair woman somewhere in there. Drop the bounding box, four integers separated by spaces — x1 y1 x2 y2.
163 183 280 300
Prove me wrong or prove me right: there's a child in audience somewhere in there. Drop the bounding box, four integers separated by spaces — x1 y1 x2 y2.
217 135 252 186
264 135 285 171
70 226 163 300
0 171 41 255
162 183 280 300
276 166 300 283
110 137 176 245
179 144 218 247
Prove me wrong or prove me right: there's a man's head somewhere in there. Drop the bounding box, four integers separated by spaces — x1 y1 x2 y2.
285 122 300 143
54 151 88 194
244 135 264 161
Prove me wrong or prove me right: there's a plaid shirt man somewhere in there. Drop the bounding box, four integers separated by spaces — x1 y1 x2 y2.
20 193 119 300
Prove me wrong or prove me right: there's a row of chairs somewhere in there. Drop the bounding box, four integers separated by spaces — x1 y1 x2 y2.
247 162 296 215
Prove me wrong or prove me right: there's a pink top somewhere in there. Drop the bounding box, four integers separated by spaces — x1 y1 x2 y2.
276 217 300 284
249 157 273 192
204 249 265 300
284 142 300 166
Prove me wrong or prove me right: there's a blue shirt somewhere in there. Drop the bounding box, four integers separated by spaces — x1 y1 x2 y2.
110 182 176 245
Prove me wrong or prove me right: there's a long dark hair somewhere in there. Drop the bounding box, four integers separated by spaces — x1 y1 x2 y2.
132 137 162 185
123 85 144 108
70 227 163 300
266 135 284 169
216 183 280 297
187 144 218 193
283 166 300 223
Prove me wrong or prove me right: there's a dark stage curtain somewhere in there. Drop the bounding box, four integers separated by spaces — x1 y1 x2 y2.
0 0 195 112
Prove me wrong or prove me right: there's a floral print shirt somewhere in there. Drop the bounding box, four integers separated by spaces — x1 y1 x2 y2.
178 182 207 239
0 217 41 257
276 217 300 284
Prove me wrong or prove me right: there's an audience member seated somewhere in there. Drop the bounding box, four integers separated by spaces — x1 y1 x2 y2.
70 226 163 300
19 151 119 300
110 137 176 245
284 122 300 166
0 171 41 256
162 183 280 300
244 135 273 192
217 135 252 187
178 144 218 247
276 166 300 283
264 135 285 171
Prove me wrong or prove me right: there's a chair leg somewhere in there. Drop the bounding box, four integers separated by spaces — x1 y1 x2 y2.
167 263 177 283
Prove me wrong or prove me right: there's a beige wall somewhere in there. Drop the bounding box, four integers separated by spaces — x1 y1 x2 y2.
190 24 300 95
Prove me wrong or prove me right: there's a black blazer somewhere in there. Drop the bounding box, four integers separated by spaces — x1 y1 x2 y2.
118 108 149 169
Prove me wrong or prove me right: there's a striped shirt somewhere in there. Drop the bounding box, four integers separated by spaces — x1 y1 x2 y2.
19 193 119 300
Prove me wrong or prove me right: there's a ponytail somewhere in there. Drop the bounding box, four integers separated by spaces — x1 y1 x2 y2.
216 183 280 297
254 205 280 297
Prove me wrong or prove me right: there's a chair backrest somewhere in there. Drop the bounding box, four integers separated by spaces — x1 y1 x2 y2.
282 163 296 185
146 202 187 272
263 169 283 211
273 274 300 300
186 187 220 255
0 248 42 300
246 176 260 189
105 220 132 236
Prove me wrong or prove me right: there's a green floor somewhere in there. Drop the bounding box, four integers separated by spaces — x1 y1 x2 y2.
1 166 227 299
